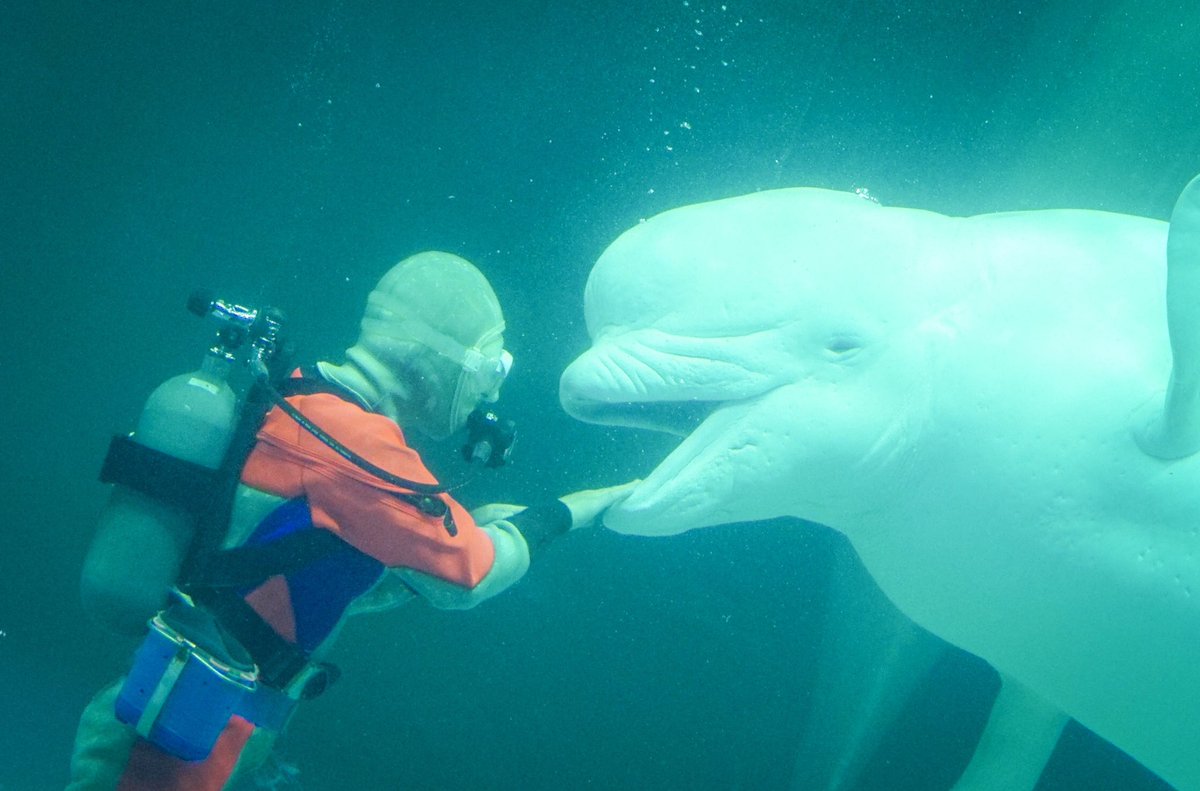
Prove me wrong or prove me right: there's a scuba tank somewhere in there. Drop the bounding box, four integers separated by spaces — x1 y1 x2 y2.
82 291 284 636
81 353 237 635
84 291 289 762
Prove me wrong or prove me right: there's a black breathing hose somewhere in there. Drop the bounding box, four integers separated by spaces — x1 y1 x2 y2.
260 376 456 533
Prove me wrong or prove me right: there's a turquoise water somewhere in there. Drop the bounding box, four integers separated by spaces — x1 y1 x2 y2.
2 1 1195 788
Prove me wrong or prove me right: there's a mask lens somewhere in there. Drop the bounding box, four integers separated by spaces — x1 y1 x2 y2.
479 349 512 403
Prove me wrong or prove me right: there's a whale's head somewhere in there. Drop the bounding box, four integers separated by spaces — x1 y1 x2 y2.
560 189 964 536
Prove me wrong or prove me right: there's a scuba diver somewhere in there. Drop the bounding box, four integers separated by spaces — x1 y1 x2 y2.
68 251 635 790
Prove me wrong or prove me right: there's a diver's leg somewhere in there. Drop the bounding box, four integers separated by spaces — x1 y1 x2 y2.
67 680 137 791
67 677 258 791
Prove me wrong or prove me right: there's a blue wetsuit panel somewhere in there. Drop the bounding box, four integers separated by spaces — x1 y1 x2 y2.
243 497 385 653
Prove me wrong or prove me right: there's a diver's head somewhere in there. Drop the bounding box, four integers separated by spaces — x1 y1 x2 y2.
332 251 512 439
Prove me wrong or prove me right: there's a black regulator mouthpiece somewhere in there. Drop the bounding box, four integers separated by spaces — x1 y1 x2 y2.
188 288 292 382
462 408 516 468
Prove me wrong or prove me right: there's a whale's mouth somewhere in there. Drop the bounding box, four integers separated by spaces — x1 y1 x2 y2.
562 396 724 438
559 347 781 534
600 394 768 535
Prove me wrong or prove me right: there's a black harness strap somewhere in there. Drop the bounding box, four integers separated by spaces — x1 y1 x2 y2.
99 436 221 513
137 366 453 697
175 369 355 695
188 528 363 590
181 378 280 579
178 368 415 696
182 368 360 579
188 585 338 697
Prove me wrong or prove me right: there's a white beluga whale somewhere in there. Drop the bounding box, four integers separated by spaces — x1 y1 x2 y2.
560 176 1200 790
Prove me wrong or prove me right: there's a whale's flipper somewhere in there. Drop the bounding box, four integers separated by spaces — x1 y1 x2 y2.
790 535 947 791
1138 173 1200 459
952 675 1068 791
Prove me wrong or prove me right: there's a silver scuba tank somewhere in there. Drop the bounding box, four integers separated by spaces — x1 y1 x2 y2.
83 291 287 635
82 352 237 635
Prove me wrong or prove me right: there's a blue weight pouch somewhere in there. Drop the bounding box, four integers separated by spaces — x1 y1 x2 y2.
116 599 258 761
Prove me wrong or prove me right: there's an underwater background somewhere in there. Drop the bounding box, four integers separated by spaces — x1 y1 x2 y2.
2 1 1198 788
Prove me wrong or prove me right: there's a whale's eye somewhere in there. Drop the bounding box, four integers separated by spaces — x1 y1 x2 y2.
826 334 863 356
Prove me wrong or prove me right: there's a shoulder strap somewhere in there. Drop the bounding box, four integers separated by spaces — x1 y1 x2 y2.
179 376 279 578
181 367 354 578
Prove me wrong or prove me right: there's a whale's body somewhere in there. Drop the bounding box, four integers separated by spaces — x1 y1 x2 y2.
560 187 1200 790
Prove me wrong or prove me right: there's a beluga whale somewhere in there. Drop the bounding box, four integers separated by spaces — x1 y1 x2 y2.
560 176 1200 790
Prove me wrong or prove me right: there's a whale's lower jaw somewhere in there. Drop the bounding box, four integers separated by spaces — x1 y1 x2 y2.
561 394 736 536
602 390 839 537
596 401 742 536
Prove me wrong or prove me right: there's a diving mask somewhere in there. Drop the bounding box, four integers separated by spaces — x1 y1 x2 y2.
464 347 513 403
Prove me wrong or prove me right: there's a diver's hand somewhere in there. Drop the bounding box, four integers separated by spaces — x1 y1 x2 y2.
558 480 641 530
470 503 528 525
